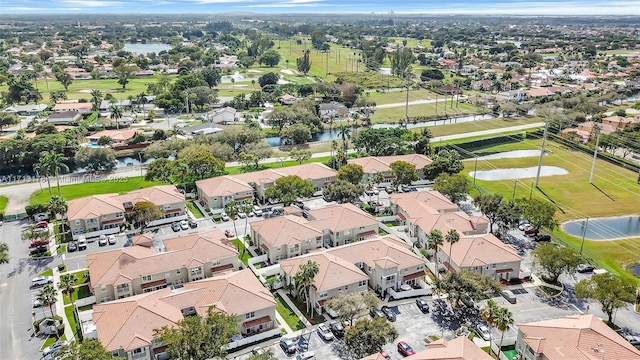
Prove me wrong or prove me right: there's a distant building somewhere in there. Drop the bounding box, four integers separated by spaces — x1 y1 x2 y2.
47 111 82 124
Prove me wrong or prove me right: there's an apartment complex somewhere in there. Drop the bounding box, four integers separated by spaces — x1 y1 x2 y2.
347 154 433 182
87 229 240 304
361 337 492 360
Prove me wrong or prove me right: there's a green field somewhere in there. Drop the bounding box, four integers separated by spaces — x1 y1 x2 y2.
466 138 640 283
371 100 478 124
186 200 205 219
230 238 252 266
29 176 166 205
426 116 544 138
0 195 7 215
274 293 305 331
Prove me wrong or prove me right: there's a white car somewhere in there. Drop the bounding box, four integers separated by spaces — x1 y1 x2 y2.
296 352 315 360
108 235 117 245
180 220 189 230
253 206 263 217
43 340 68 356
220 213 230 222
98 235 108 246
518 221 530 231
476 325 491 341
31 276 53 288
238 212 246 219
33 299 43 308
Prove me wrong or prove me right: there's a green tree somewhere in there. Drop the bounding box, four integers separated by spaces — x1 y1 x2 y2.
480 299 499 353
37 284 57 318
153 306 238 360
224 200 240 243
37 151 69 196
0 242 9 264
243 142 273 168
390 47 414 78
575 272 637 324
145 158 175 183
110 104 123 129
55 71 73 91
130 200 163 232
265 175 315 206
517 198 558 235
531 243 582 284
58 339 121 360
58 273 75 307
433 173 470 204
438 271 501 306
423 149 464 181
326 291 379 326
247 348 277 360
75 147 116 172
293 260 320 317
281 123 312 145
344 317 399 359
240 199 254 236
90 89 103 111
336 163 364 185
0 112 20 132
258 49 281 67
296 50 312 76
429 229 444 279
49 90 67 104
48 195 68 219
114 64 138 89
289 149 312 164
445 228 460 264
495 307 514 353
323 179 364 204
390 160 418 187
473 193 504 234
177 146 225 180
201 67 221 89
258 72 279 88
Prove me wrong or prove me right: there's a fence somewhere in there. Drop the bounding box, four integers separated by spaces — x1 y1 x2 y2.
73 227 120 240
147 214 187 228
3 213 28 221
225 328 282 350
76 296 96 307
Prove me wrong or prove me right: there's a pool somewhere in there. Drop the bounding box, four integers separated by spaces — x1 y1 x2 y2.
469 166 568 181
562 215 640 240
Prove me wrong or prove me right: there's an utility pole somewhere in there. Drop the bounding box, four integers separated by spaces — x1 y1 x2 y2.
355 54 361 88
325 50 329 78
580 217 589 255
473 155 479 186
535 120 549 187
589 129 601 184
405 79 410 121
512 180 518 201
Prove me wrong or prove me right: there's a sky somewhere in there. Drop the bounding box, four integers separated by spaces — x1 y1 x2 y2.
2 0 640 15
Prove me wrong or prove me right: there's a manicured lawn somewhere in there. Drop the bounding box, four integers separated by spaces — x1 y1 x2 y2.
225 156 332 175
426 116 544 138
30 176 166 205
274 293 305 331
467 138 640 284
63 284 91 305
366 88 439 105
230 238 252 266
41 334 66 350
71 270 89 286
39 268 53 277
286 293 325 325
64 305 79 341
370 101 478 124
0 195 7 215
186 200 205 219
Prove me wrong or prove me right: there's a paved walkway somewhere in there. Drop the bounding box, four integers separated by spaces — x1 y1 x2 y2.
51 267 74 341
276 289 313 328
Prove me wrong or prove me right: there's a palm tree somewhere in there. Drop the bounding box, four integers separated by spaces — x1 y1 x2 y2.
137 92 147 118
0 242 9 264
90 89 103 111
480 299 499 353
330 140 338 163
445 229 460 271
58 274 76 306
37 284 57 318
428 229 444 279
110 104 123 130
495 307 514 355
48 195 68 220
37 152 69 197
224 200 240 244
251 79 256 89
373 172 385 203
295 260 319 318
240 199 254 239
338 125 351 151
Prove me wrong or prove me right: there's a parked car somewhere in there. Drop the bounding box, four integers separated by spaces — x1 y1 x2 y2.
31 276 53 288
295 352 315 360
577 264 595 273
501 290 517 304
238 212 246 219
379 351 391 360
623 333 640 346
98 235 108 247
476 324 491 341
67 242 77 252
43 340 68 356
534 234 551 242
416 298 429 313
253 206 263 217
279 337 297 354
77 239 87 250
329 321 344 338
179 220 189 230
108 235 117 245
33 221 49 229
370 308 385 319
171 222 181 232
188 220 198 228
381 306 396 322
224 229 235 238
30 238 50 247
522 225 535 234
397 341 416 357
317 323 334 341
518 221 530 231
461 296 475 308
220 213 230 222
30 245 49 255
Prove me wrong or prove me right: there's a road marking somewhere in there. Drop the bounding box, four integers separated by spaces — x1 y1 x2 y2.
520 307 554 313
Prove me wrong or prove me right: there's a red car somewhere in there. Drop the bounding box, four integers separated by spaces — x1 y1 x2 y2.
33 221 49 229
397 341 416 357
379 350 391 360
523 225 536 234
30 238 50 247
224 229 235 238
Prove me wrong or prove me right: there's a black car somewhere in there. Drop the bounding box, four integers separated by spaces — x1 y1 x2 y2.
67 242 77 252
416 298 429 313
534 234 551 242
370 308 385 319
171 223 181 232
577 264 595 273
279 337 296 354
329 321 344 338
381 306 396 322
188 220 198 228
29 245 48 255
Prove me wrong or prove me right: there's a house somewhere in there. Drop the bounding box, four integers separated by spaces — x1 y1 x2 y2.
496 89 528 102
601 115 640 131
516 314 640 360
279 94 298 105
67 185 186 240
251 203 379 263
47 111 82 124
52 102 92 113
206 106 237 124
86 129 138 144
99 99 132 112
437 233 523 281
347 154 433 182
91 269 278 360
360 337 492 360
561 121 616 143
472 80 493 91
434 85 460 95
319 102 349 119
460 64 480 76
196 175 255 210
3 103 48 115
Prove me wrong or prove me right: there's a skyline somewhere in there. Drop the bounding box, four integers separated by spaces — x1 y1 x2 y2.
2 0 640 15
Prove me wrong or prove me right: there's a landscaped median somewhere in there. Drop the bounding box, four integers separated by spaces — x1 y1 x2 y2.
274 293 305 331
230 238 252 266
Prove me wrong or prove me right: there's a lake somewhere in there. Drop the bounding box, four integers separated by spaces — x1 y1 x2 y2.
124 43 171 55
562 215 640 240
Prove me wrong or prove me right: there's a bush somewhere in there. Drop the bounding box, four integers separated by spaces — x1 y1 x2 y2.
25 203 48 216
57 264 66 271
33 315 63 333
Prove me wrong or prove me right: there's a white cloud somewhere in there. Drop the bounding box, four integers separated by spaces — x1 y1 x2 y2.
59 0 124 7
243 0 324 7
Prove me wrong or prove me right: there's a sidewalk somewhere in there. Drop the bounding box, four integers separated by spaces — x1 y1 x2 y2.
51 267 74 341
275 289 312 328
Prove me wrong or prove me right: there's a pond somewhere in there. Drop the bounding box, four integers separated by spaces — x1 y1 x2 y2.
476 150 546 160
469 166 568 181
561 215 640 240
265 129 342 147
631 265 640 277
124 43 171 55
220 71 259 84
372 114 497 129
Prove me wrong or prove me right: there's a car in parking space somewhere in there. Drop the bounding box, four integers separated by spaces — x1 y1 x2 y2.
253 206 263 217
416 298 429 313
188 220 198 228
518 221 530 231
30 245 49 255
523 225 536 234
98 235 108 246
224 229 235 238
397 341 416 357
33 221 49 229
317 323 334 341
460 296 475 308
379 351 391 360
295 351 315 360
171 222 181 232
622 333 640 346
30 238 50 247
476 324 491 341
77 239 87 250
33 299 43 308
67 242 77 252
43 340 68 356
534 234 551 242
178 220 188 230
108 235 117 245
238 212 246 219
381 306 396 322
279 337 297 354
370 308 385 319
577 264 595 273
329 321 344 338
220 213 230 222
502 290 517 304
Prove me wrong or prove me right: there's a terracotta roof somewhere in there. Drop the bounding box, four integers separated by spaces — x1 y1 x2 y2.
67 193 124 220
414 211 488 236
87 229 238 287
389 191 459 220
115 185 184 207
231 163 336 187
442 233 522 268
280 252 369 293
131 233 153 247
329 235 424 271
405 337 492 360
348 154 433 174
195 175 255 198
518 314 640 360
360 353 390 360
93 269 274 352
52 102 92 111
87 129 138 141
307 203 379 233
250 215 323 247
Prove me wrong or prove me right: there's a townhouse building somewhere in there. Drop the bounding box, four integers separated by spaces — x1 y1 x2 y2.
347 154 433 183
195 175 255 211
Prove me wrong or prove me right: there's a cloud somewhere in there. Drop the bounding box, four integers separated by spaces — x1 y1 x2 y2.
243 0 324 7
59 0 124 7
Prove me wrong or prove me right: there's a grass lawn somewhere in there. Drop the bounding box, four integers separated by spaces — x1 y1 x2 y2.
39 268 53 277
286 293 325 325
186 200 205 219
30 176 166 205
70 270 89 286
41 334 66 350
426 116 544 139
0 195 7 215
467 138 640 283
274 293 305 331
64 305 79 341
230 238 252 266
63 284 91 305
365 88 438 105
225 156 332 175
370 101 478 124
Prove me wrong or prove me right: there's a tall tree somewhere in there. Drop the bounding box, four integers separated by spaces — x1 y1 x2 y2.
575 272 637 324
201 67 221 89
49 90 67 104
58 273 76 307
224 200 240 242
495 307 514 354
110 104 123 129
296 50 311 76
48 195 68 220
423 149 464 181
114 64 138 89
473 193 504 234
323 180 364 204
153 306 238 360
0 242 9 265
325 291 379 326
390 160 418 187
0 112 20 132
265 175 315 206
336 163 364 185
58 339 121 360
130 201 163 232
480 299 499 353
531 243 582 284
37 152 69 196
37 284 57 318
445 229 460 264
433 173 470 204
240 199 254 238
429 229 444 279
289 149 312 165
517 198 558 235
294 260 320 317
55 71 73 91
390 47 415 78
247 348 277 360
344 317 399 359
90 89 103 111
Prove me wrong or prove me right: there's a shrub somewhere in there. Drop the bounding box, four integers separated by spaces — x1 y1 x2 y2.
25 203 48 216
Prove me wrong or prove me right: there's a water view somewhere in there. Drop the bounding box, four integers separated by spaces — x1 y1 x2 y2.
476 150 546 160
469 166 568 181
220 71 260 83
562 215 640 240
124 43 171 55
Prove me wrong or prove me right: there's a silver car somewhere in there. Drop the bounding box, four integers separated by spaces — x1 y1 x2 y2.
317 323 334 341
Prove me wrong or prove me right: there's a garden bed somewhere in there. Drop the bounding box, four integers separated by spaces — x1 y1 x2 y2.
274 293 305 331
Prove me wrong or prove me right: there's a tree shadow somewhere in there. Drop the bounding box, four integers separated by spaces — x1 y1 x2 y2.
591 183 615 202
535 187 565 214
